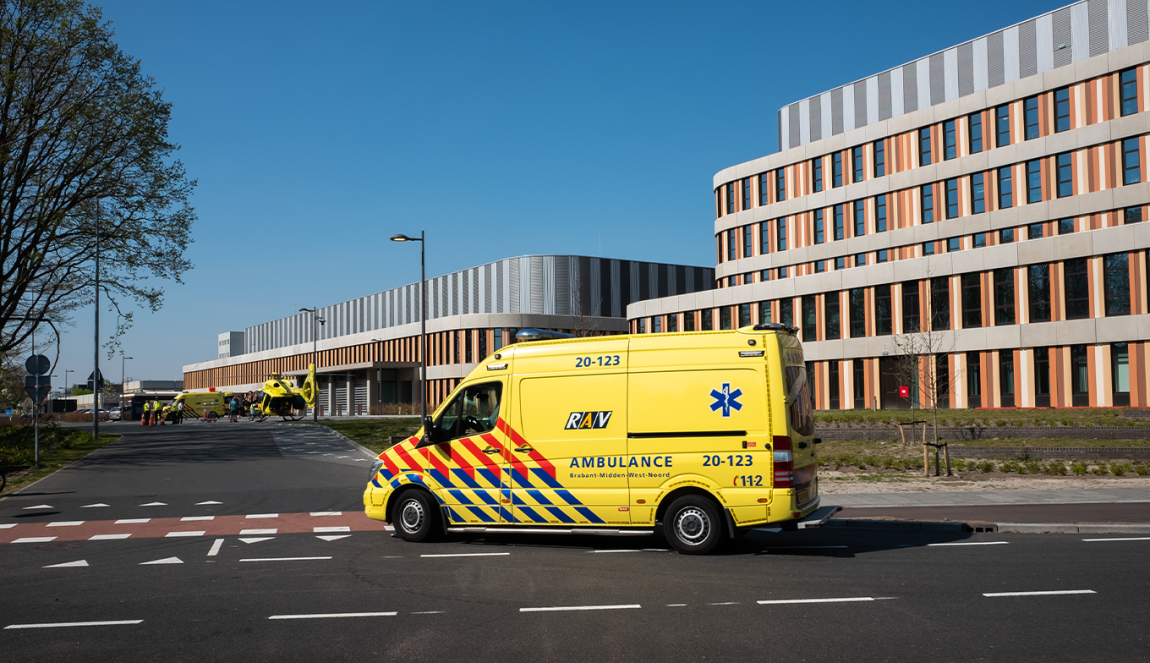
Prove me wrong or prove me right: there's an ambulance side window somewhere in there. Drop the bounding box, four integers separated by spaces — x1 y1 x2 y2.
784 366 813 436
433 382 503 441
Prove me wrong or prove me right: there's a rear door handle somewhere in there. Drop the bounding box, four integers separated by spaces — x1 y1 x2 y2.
482 448 500 454
514 446 532 453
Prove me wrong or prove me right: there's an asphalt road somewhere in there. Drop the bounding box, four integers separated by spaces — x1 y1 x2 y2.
1 424 1148 662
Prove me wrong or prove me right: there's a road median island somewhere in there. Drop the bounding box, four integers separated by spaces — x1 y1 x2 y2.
283 418 421 455
0 424 120 496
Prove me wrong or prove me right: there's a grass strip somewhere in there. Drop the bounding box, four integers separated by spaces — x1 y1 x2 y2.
312 418 422 455
0 426 120 496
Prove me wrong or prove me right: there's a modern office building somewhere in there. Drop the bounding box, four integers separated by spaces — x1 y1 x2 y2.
628 0 1150 409
183 255 712 414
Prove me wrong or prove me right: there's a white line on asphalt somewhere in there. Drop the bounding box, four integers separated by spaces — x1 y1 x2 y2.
411 611 445 614
983 590 1096 597
927 541 1010 547
181 516 215 522
21 504 52 509
268 612 396 620
642 549 672 552
164 531 205 538
0 524 16 529
89 534 131 540
115 519 150 524
420 552 511 558
317 535 351 541
314 526 350 533
195 501 223 506
139 502 167 507
666 604 686 607
239 537 275 544
588 549 642 553
239 529 277 535
80 503 110 508
707 602 739 605
757 597 877 605
240 556 332 562
521 604 641 613
4 620 142 629
11 537 56 544
207 539 224 557
246 514 279 519
1082 537 1150 542
43 560 88 568
140 557 183 565
310 511 342 516
766 545 849 550
46 521 83 527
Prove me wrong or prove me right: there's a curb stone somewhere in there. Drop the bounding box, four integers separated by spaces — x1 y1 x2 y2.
825 518 1150 535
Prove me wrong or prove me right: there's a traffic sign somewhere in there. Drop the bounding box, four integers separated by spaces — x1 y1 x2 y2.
24 375 50 388
24 386 50 404
25 354 50 376
86 369 105 392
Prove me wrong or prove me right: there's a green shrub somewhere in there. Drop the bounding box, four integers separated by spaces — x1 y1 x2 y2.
1025 460 1042 474
1071 462 1088 476
1043 460 1067 476
976 460 996 472
1135 465 1150 476
861 455 877 468
952 458 967 471
881 457 896 469
1000 461 1018 473
1111 462 1132 477
1090 464 1109 476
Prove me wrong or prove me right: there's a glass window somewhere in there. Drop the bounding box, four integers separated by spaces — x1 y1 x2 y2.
874 140 886 177
923 241 935 256
758 172 770 206
760 269 770 282
1026 160 1042 203
828 361 840 410
921 184 934 223
1126 207 1143 224
739 304 752 327
968 352 982 405
1028 264 1050 323
725 182 735 215
971 173 985 214
776 168 786 201
903 281 921 333
1123 138 1141 185
1035 348 1050 403
998 166 1013 209
946 178 959 219
652 316 662 333
812 158 823 192
1058 218 1074 235
833 204 844 240
853 359 866 409
1054 87 1070 132
432 381 503 441
802 296 817 342
667 314 677 333
1104 253 1130 316
758 301 771 325
1071 345 1089 402
947 237 960 253
777 218 787 250
743 225 753 258
853 200 866 237
969 112 983 153
961 273 982 328
727 228 736 261
815 260 826 273
1121 68 1138 117
919 127 932 166
994 268 1015 325
834 257 845 271
930 277 950 330
875 194 887 232
702 308 713 330
1028 223 1044 239
849 288 866 338
1024 96 1039 140
720 306 732 330
685 312 695 331
832 152 842 188
493 328 503 352
825 293 840 339
1000 352 1015 407
943 120 956 160
852 146 864 183
1000 228 1014 243
1056 153 1072 197
877 249 888 263
813 209 825 244
995 105 1010 147
875 284 892 336
1113 343 1130 398
760 221 770 254
777 265 788 279
779 299 793 328
973 233 986 248
855 253 866 267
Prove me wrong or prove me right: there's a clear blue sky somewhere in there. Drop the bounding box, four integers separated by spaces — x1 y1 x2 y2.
49 0 1059 386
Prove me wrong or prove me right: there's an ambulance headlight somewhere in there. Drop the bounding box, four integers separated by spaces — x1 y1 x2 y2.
369 459 384 480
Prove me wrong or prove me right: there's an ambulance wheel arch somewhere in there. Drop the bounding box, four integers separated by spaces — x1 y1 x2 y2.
388 486 441 542
660 492 725 555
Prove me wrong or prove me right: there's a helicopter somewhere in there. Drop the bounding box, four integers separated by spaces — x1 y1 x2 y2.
250 364 319 421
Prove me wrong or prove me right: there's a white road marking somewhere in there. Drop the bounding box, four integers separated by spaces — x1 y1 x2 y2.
1082 536 1150 542
983 590 1096 597
240 556 332 562
239 537 275 544
927 541 1009 547
246 513 278 519
165 531 205 538
47 521 84 527
268 612 396 620
767 545 849 550
313 526 350 533
521 604 641 613
310 511 342 516
0 524 16 529
44 560 89 568
11 537 56 544
757 597 877 605
21 504 52 510
89 534 131 540
239 529 277 535
411 611 444 614
420 552 511 558
317 535 352 541
195 501 223 505
588 549 642 554
140 557 183 565
666 604 687 607
707 602 739 605
115 519 150 524
80 503 110 508
181 516 215 522
4 620 142 629
207 539 224 557
139 502 167 507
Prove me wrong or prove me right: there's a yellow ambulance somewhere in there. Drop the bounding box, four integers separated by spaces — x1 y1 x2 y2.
169 390 232 420
363 324 825 554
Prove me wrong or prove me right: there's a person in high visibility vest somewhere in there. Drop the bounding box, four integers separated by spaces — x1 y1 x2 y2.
141 400 150 426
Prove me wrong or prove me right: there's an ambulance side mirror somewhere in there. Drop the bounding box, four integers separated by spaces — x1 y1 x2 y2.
417 420 449 447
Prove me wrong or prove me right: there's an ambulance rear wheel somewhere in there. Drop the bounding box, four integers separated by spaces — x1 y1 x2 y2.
393 489 439 543
663 495 722 555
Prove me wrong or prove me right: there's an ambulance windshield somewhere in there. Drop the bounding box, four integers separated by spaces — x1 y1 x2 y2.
434 381 503 441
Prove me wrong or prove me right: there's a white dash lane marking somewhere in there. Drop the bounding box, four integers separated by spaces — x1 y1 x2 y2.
11 537 57 544
983 590 1096 598
0 524 17 529
245 513 278 519
240 556 332 562
47 521 84 527
420 552 511 558
313 526 350 533
195 501 223 505
138 502 167 507
115 519 150 524
89 534 131 541
1083 537 1150 542
757 597 877 605
239 529 277 535
310 511 342 516
207 539 224 557
317 535 351 541
4 620 142 629
164 531 205 538
666 604 687 607
181 516 215 522
767 545 849 550
140 557 183 565
707 602 739 605
22 504 52 510
411 611 444 614
927 541 1009 547
588 549 642 554
44 560 88 568
80 503 110 508
521 604 641 613
268 612 395 620
238 537 275 544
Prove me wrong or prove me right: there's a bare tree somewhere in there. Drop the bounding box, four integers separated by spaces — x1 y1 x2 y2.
570 276 602 338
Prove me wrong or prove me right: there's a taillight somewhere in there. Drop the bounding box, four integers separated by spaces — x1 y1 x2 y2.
773 435 794 488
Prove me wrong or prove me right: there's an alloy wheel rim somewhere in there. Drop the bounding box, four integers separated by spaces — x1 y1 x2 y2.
674 507 709 545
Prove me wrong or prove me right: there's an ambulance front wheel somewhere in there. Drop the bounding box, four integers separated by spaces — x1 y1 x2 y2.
663 495 722 555
393 489 440 543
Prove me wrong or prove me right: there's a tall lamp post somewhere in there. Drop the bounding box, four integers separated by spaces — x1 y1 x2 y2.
298 307 326 422
389 231 427 430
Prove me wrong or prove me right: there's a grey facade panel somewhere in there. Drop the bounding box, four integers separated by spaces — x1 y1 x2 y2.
957 42 974 96
1054 7 1074 66
1019 19 1038 78
809 93 822 142
1129 0 1149 43
1089 0 1110 55
830 87 844 136
853 80 867 130
877 71 893 120
788 102 801 148
988 30 1005 87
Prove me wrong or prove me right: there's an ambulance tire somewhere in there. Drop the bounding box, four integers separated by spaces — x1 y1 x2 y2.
393 489 440 543
663 495 723 555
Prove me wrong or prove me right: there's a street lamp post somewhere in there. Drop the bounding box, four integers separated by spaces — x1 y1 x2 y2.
121 354 133 414
299 308 326 422
390 231 427 431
